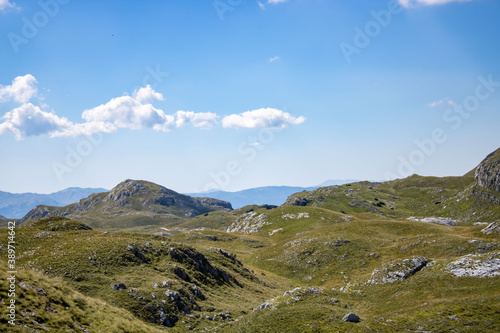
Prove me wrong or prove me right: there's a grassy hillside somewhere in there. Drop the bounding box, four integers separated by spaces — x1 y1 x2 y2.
0 262 166 332
2 148 499 332
282 174 500 222
4 210 498 332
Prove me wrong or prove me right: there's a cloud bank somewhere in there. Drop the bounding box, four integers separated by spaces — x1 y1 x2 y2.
0 76 305 140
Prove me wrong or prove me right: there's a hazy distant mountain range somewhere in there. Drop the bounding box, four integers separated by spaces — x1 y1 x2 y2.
0 180 358 219
186 179 359 209
0 187 108 219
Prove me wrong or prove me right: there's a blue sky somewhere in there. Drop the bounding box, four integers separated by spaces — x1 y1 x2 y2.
1 0 499 194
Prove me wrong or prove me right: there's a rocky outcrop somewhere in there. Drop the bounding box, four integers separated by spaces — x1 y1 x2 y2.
288 197 312 206
107 179 146 203
475 148 500 192
367 257 429 284
167 246 242 287
482 221 500 235
471 187 500 205
446 252 500 277
226 212 269 234
408 217 458 226
194 197 232 211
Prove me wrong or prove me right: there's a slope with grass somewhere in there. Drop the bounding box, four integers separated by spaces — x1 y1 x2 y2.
1 148 499 332
1 216 286 331
282 150 500 222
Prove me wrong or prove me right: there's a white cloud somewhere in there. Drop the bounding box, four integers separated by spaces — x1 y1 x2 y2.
82 87 174 132
175 111 218 129
428 98 455 107
133 85 164 104
0 0 17 12
1 75 306 140
0 103 71 140
0 74 38 103
0 103 116 140
269 56 280 63
258 1 265 9
222 108 305 129
399 0 473 8
268 0 288 4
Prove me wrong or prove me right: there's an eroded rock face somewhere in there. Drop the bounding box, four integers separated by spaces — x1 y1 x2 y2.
475 149 500 192
367 257 429 284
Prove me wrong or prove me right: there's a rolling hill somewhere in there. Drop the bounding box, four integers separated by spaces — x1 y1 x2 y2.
1 147 499 332
19 179 232 231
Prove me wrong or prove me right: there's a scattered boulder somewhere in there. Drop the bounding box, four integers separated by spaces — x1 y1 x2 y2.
268 228 283 236
340 215 354 222
111 283 127 290
343 313 360 323
482 221 500 235
368 257 429 284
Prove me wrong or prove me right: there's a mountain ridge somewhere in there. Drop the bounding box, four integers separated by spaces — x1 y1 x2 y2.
0 187 108 219
19 179 232 230
186 179 360 209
